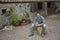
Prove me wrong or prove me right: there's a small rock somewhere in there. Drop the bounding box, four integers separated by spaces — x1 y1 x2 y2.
2 25 15 31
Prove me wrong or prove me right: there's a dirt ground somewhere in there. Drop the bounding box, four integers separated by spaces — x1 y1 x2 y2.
0 14 60 40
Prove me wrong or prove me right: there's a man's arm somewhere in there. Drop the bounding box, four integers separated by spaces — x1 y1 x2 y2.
41 16 45 25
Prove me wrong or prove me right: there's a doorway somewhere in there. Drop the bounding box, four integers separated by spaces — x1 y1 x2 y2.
2 9 6 15
31 2 43 12
47 2 56 15
37 2 42 10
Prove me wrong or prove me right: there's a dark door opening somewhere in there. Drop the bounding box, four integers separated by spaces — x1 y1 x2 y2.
47 2 51 8
37 2 42 10
2 9 6 15
47 2 56 15
31 3 43 12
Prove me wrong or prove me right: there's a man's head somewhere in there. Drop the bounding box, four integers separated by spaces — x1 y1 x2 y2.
36 13 41 17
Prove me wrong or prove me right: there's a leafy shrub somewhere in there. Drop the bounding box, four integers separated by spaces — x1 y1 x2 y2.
10 14 22 24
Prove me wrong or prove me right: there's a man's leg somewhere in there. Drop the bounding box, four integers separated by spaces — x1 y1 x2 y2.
29 24 35 36
42 24 46 35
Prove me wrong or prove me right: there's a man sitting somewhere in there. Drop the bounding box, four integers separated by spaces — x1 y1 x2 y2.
29 13 46 37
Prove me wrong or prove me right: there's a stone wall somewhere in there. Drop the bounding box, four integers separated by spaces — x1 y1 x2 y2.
0 3 31 27
0 3 31 17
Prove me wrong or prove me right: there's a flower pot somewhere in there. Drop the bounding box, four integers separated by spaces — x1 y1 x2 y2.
21 22 27 26
22 20 26 23
15 22 19 26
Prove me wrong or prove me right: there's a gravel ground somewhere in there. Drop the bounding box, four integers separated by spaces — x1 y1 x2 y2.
0 14 60 40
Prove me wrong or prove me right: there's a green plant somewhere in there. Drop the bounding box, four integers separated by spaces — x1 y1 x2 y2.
5 8 11 16
10 14 22 24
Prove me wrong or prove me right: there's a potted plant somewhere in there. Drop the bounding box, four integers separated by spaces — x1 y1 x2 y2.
21 18 27 26
10 14 22 26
